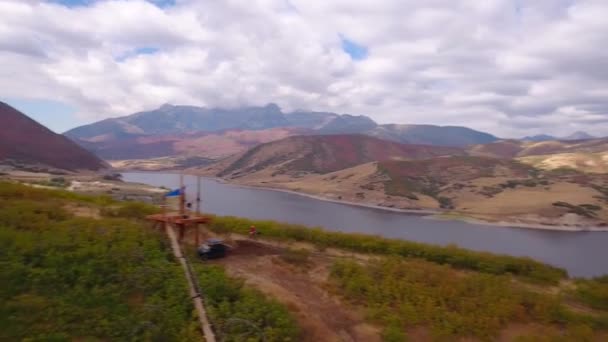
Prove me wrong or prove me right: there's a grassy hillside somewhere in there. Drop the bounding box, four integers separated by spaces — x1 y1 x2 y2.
207 215 608 341
373 156 608 225
377 156 535 208
208 215 566 284
3 181 608 340
0 182 298 341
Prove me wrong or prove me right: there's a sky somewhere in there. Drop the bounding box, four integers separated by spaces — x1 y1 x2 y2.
0 0 607 137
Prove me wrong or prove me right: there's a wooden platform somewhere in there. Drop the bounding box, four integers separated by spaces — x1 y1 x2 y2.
146 212 212 245
146 213 212 225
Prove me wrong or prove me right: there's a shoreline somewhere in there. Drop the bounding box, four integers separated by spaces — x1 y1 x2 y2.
430 214 608 232
217 179 441 215
209 178 608 232
118 170 608 232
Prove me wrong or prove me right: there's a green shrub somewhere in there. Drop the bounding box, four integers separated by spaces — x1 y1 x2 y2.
437 196 454 209
552 202 598 218
193 264 300 341
574 277 608 311
330 258 596 341
0 215 196 341
0 182 297 341
208 216 567 284
279 248 312 268
0 181 113 205
101 201 160 219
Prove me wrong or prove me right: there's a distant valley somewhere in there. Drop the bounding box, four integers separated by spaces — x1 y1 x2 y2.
194 134 608 229
2 101 607 230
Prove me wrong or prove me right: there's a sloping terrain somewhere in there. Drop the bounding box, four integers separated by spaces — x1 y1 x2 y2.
374 156 608 226
469 138 608 160
378 156 535 196
0 102 107 171
205 217 608 341
519 152 608 174
205 147 608 227
214 134 464 178
0 182 299 341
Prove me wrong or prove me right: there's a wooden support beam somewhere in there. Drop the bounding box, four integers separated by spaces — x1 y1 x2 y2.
196 176 201 216
179 173 185 217
195 224 200 246
163 220 216 342
178 224 185 241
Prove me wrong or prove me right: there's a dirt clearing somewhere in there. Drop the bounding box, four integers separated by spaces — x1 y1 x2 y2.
206 239 381 342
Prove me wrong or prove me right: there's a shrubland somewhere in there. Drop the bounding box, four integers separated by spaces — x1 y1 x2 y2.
0 181 298 341
192 263 300 341
208 216 567 284
330 258 608 341
207 215 608 340
4 180 608 341
574 275 608 311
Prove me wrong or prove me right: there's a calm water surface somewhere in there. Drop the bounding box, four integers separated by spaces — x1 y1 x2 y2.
122 172 608 278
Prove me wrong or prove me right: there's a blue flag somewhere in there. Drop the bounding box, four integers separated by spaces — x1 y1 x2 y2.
165 188 183 197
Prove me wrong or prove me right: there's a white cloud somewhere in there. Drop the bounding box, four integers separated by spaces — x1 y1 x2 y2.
0 0 607 137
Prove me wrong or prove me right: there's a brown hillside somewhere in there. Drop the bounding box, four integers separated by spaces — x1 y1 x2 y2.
380 156 534 183
217 134 464 178
0 102 107 171
378 156 535 198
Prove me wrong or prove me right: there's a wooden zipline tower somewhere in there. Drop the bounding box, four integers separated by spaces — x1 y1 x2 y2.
145 174 216 342
146 174 211 246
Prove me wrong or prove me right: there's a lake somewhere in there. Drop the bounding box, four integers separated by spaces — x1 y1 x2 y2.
122 172 608 278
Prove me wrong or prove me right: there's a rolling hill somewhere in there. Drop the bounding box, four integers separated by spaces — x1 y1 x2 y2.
518 152 608 174
205 143 608 228
0 102 107 171
211 134 464 178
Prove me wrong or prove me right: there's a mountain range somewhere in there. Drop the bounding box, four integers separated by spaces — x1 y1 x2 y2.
0 102 107 171
2 99 607 228
65 103 498 161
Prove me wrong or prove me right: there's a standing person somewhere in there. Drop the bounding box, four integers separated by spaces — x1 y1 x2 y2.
249 225 257 238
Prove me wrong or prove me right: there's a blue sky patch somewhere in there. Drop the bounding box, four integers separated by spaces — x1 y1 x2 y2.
48 0 94 7
48 0 175 8
3 98 82 133
340 36 368 61
116 47 160 62
135 47 160 55
148 0 176 8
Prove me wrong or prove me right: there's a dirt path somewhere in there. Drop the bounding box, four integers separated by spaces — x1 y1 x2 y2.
211 239 381 342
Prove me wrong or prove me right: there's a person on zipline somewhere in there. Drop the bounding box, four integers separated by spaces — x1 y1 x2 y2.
249 225 257 238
